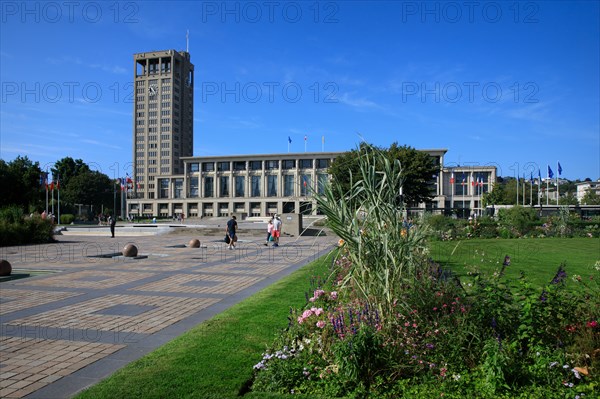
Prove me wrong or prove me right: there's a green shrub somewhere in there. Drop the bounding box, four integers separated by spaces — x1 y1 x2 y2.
0 207 54 246
497 206 539 236
60 214 75 224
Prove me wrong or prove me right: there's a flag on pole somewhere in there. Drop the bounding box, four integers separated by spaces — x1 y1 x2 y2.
538 168 541 183
461 173 466 185
49 181 55 191
450 172 455 184
548 165 554 179
288 136 292 144
558 162 562 176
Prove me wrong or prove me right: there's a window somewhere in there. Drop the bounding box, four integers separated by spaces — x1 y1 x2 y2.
300 174 312 196
219 176 229 197
189 163 199 172
251 175 261 197
284 175 294 196
299 159 313 169
174 178 183 199
204 176 214 197
265 160 279 170
159 179 169 199
249 160 262 171
235 176 245 197
267 175 277 197
233 161 246 171
317 174 328 194
202 162 214 172
217 161 230 172
316 159 330 169
282 160 295 170
190 177 199 197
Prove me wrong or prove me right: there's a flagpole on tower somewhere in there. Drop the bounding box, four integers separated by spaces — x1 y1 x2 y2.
186 29 189 52
304 135 307 153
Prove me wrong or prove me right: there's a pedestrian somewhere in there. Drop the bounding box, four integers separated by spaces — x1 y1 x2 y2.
272 214 282 247
109 214 116 238
226 215 237 250
264 217 274 246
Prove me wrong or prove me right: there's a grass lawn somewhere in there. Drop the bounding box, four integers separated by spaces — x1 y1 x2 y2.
75 238 598 398
75 252 336 399
429 237 599 287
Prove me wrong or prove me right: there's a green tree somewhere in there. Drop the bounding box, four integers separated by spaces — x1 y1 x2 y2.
51 157 90 190
63 171 114 216
558 192 579 205
0 156 44 211
328 142 438 206
581 189 600 205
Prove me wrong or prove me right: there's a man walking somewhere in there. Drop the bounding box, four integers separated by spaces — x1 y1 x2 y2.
272 214 282 247
226 215 237 250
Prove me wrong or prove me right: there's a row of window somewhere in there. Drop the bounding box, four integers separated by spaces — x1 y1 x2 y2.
188 159 330 173
158 174 328 199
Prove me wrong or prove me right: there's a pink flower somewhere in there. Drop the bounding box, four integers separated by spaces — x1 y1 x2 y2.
587 320 598 328
330 291 338 300
316 320 326 329
297 316 305 324
412 323 418 328
302 309 313 319
433 307 438 311
313 308 324 316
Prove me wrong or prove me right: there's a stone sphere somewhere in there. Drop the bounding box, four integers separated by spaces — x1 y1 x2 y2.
0 260 11 276
122 244 138 257
188 239 200 248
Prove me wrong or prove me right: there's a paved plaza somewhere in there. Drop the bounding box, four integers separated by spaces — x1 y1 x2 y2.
0 224 337 398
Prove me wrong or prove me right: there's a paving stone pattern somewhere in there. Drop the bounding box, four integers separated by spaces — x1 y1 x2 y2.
0 232 336 398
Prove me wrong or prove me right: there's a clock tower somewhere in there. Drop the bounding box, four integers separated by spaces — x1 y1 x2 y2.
132 50 194 200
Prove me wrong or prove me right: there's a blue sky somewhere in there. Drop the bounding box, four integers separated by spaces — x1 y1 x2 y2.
1 1 598 180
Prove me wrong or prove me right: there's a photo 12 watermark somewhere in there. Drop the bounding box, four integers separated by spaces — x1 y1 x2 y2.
399 81 539 104
200 81 339 104
1 1 139 24
199 1 339 24
400 1 540 24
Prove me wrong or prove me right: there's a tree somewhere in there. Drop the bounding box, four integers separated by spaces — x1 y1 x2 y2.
328 142 438 206
558 192 579 205
581 190 600 205
63 171 114 215
0 156 44 211
51 157 90 190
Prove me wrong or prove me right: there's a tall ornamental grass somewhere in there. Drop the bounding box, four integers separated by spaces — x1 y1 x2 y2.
315 145 430 321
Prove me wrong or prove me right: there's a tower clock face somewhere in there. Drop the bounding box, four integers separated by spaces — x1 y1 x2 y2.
148 84 158 96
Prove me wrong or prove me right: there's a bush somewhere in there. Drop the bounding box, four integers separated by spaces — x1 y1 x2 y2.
60 214 75 224
497 206 539 237
0 206 54 246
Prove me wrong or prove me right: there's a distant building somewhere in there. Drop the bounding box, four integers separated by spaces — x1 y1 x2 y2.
576 180 600 203
127 49 496 219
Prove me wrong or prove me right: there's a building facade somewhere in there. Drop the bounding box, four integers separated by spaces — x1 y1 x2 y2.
133 50 194 200
127 49 496 219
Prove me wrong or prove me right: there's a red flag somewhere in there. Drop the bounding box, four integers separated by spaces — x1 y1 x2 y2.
449 172 455 184
56 180 60 191
49 182 55 191
471 177 475 186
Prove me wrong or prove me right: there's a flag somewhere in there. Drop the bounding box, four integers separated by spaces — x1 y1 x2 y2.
538 168 541 184
49 181 54 191
471 176 475 186
126 175 133 184
558 162 562 176
461 173 466 185
288 136 292 144
304 135 307 141
479 176 484 187
548 166 554 179
450 172 455 184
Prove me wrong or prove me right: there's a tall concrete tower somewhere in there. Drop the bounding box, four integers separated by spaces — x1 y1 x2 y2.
132 50 194 199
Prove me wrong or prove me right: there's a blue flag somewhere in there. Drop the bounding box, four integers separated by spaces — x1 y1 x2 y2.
548 166 554 179
288 136 292 144
538 168 541 183
558 162 562 176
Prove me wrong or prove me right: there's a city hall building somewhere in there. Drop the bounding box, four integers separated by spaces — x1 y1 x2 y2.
128 50 496 219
